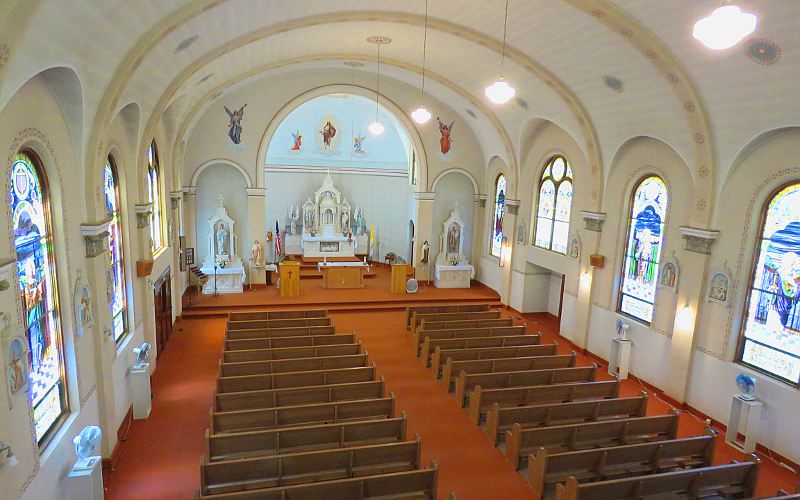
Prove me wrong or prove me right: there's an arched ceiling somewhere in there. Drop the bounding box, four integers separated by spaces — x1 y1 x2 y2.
1 0 798 214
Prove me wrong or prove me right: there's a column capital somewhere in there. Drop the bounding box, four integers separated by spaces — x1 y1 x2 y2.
246 188 267 197
474 194 487 208
182 186 197 196
135 203 153 229
504 198 520 215
0 258 14 291
679 226 720 254
169 191 182 209
414 192 436 201
581 211 607 232
81 218 112 258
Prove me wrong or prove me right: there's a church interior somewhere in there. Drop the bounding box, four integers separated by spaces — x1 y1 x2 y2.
1 1 800 499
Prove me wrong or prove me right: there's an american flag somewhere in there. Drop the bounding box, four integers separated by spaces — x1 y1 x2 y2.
275 220 281 257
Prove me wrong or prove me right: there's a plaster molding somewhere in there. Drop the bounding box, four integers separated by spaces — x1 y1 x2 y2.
182 186 197 196
135 203 153 228
246 187 267 197
169 190 182 199
414 192 436 201
581 211 606 232
81 218 112 258
504 199 520 215
679 226 720 255
474 194 487 208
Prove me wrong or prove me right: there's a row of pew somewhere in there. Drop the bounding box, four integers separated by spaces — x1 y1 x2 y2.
406 302 798 500
196 308 443 499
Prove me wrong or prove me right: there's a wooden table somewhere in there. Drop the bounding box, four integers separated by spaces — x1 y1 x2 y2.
320 263 368 289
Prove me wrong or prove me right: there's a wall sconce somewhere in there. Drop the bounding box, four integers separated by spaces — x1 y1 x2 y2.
499 237 511 267
0 442 18 468
677 303 694 331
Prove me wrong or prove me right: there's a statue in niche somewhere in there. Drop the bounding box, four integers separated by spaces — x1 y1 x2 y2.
356 208 365 234
447 223 461 255
216 223 229 255
250 240 264 266
341 210 350 233
224 104 247 145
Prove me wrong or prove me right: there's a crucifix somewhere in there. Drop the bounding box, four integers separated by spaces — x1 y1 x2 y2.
217 194 225 207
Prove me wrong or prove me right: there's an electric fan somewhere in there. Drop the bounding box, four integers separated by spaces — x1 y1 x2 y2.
616 319 630 340
73 426 102 460
132 342 151 366
406 278 419 294
735 373 757 401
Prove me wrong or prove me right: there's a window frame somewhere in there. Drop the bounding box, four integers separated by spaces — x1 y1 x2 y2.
104 155 129 345
146 140 166 254
11 149 70 448
533 155 573 254
616 175 669 326
490 174 506 258
736 181 800 387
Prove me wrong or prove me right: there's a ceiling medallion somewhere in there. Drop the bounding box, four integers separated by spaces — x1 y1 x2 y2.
465 109 477 119
516 98 529 110
602 75 625 93
745 38 781 65
343 61 365 67
366 35 392 45
175 35 199 54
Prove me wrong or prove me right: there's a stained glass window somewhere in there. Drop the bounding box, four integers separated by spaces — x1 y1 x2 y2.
10 151 68 445
146 140 164 253
534 156 573 253
491 174 506 257
618 176 668 324
740 182 800 384
104 157 127 343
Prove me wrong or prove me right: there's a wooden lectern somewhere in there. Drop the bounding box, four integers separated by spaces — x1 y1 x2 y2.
279 261 300 297
390 264 410 294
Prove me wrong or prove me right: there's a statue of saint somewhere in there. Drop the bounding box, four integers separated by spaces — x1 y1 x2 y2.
341 210 350 232
447 223 461 255
250 240 264 266
216 224 229 255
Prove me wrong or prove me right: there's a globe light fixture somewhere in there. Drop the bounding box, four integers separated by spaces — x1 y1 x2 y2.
368 121 385 135
367 35 391 135
485 0 515 105
411 106 432 124
693 3 757 50
485 79 516 104
410 0 433 125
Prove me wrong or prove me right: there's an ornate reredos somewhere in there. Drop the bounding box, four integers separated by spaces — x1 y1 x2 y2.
204 196 240 267
304 170 352 236
437 203 467 265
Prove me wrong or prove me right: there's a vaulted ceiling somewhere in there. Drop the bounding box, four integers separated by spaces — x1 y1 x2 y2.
1 1 797 197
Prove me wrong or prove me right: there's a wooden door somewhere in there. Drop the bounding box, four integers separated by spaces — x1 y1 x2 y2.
153 268 173 357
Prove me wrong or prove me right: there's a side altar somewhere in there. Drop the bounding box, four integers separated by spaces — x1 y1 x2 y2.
434 204 474 288
200 198 245 294
283 171 369 258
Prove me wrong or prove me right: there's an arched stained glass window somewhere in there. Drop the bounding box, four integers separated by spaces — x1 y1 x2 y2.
618 176 668 324
491 174 506 257
10 151 68 445
534 156 573 253
740 182 800 385
104 157 128 343
146 140 164 253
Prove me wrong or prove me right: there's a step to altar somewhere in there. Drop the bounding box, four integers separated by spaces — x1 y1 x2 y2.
291 255 377 280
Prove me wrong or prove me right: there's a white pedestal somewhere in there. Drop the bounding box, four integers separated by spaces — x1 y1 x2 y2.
130 363 152 420
200 266 244 294
433 264 474 288
609 337 632 380
725 395 763 453
68 456 104 500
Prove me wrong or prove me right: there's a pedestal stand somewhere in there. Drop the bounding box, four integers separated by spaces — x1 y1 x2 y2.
68 456 104 500
130 362 152 419
608 337 632 380
725 395 763 453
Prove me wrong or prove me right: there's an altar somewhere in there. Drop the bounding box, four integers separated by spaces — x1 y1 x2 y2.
200 198 245 294
318 261 370 289
433 204 473 289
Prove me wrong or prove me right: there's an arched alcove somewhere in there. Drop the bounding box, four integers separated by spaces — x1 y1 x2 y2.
195 162 249 268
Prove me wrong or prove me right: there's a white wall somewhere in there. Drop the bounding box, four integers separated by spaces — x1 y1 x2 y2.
548 273 563 316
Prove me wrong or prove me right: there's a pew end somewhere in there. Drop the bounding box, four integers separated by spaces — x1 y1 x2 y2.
484 403 501 445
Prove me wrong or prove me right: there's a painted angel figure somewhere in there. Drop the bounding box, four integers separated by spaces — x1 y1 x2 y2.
320 121 336 148
353 133 365 154
291 130 302 151
224 104 247 144
437 117 454 155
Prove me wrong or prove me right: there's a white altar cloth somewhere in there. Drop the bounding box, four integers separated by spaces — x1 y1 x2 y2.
434 264 474 289
317 261 371 271
200 265 245 294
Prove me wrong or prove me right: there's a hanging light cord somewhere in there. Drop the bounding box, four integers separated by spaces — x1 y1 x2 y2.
421 0 428 98
500 0 509 76
375 43 381 122
351 64 356 137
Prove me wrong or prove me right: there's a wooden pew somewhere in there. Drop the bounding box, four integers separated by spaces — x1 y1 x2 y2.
434 344 564 380
528 434 716 497
454 364 597 406
228 309 328 322
751 487 800 500
485 392 649 445
226 316 332 332
440 347 568 388
555 454 760 500
214 378 385 412
410 310 502 338
405 303 492 329
225 325 338 341
222 343 362 363
505 411 680 469
212 395 396 434
467 378 620 424
197 460 438 500
217 365 376 393
412 319 514 348
422 334 542 366
200 437 421 495
224 333 354 352
206 414 408 462
220 353 369 378
416 325 529 357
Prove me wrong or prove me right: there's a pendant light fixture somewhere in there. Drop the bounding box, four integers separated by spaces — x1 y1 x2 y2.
344 61 364 150
485 0 515 105
693 1 757 50
367 35 391 136
411 0 432 125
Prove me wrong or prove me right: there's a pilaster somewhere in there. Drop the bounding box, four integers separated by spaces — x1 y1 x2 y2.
413 192 436 281
246 188 267 285
471 194 487 269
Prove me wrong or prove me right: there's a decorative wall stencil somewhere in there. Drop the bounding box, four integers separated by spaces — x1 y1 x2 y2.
175 34 199 53
0 44 9 70
437 117 454 158
224 104 247 145
745 38 781 65
684 101 695 112
290 129 303 153
707 263 733 307
658 252 679 292
74 270 94 336
465 109 477 119
602 75 625 93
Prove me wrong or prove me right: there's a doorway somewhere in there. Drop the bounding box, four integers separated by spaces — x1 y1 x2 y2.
153 268 173 357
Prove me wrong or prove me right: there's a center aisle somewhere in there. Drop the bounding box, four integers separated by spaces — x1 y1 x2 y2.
332 310 536 500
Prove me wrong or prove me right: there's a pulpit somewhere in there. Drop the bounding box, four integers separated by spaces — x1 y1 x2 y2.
279 261 300 297
390 264 410 294
319 261 370 289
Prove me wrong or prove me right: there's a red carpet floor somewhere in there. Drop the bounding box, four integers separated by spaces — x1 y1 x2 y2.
104 310 799 499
